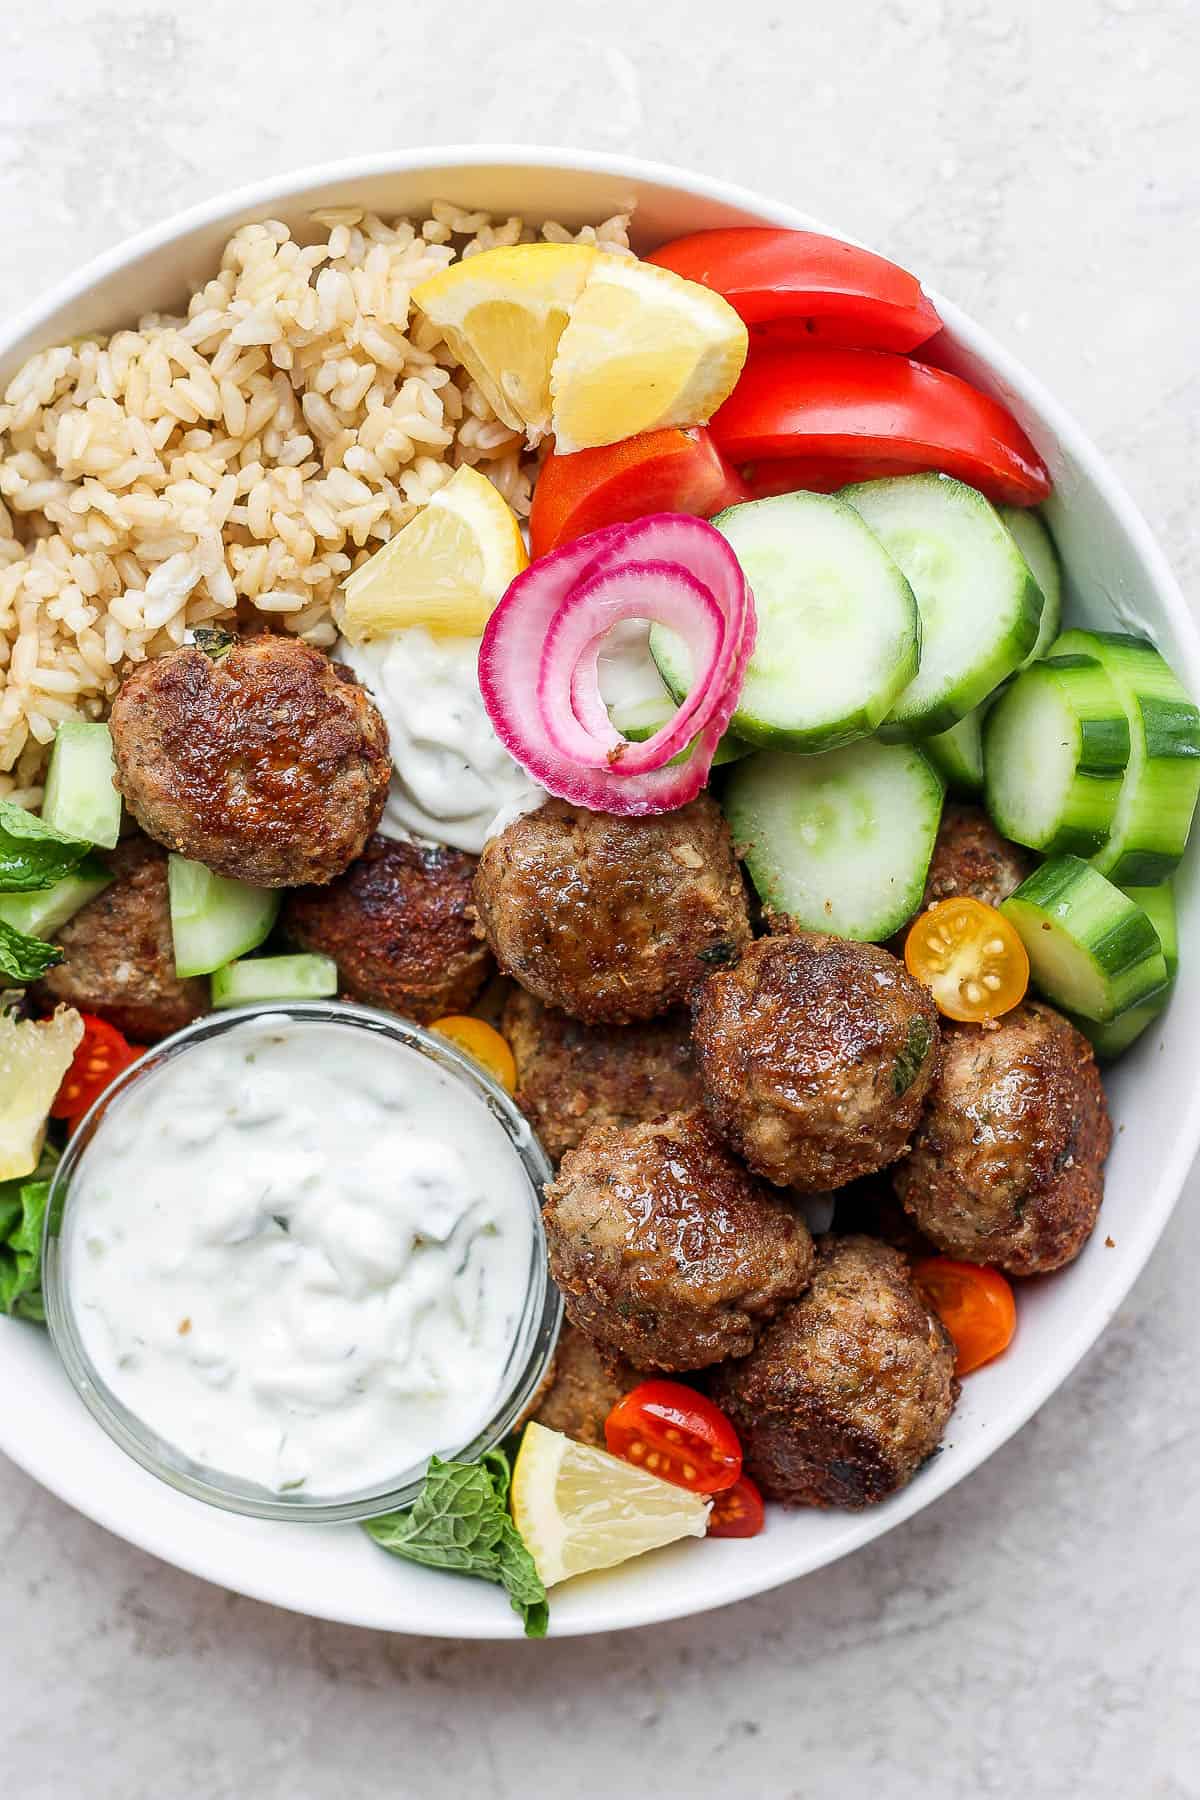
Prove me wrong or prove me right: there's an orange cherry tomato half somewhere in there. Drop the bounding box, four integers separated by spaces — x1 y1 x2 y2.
529 427 746 559
904 896 1030 1023
707 1472 766 1538
429 1016 517 1094
50 1013 141 1125
913 1257 1017 1376
605 1380 743 1494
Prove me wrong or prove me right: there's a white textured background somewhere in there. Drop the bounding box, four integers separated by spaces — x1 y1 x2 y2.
2 2 1198 1795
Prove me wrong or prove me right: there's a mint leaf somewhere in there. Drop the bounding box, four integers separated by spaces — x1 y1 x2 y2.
0 1143 57 1322
0 919 64 983
0 801 90 893
363 1451 549 1637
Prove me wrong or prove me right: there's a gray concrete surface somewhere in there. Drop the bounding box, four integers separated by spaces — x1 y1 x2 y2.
2 1 1198 1794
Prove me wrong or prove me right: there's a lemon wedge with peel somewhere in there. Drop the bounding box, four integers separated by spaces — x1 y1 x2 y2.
549 255 749 454
511 1421 711 1588
412 243 598 439
339 464 527 643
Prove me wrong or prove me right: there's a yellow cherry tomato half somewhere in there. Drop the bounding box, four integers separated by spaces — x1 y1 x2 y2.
429 1015 517 1094
904 896 1030 1023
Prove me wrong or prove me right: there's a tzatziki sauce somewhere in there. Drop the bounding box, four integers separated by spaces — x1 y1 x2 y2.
65 1016 537 1496
340 628 545 853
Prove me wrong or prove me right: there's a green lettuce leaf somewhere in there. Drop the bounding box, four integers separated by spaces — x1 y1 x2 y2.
0 918 64 983
0 1142 58 1322
0 800 90 893
363 1450 549 1638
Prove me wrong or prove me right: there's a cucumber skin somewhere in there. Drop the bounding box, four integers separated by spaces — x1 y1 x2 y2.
1076 883 1180 1060
983 654 1131 857
1001 855 1169 1022
843 474 1044 739
1000 507 1063 667
1054 629 1200 885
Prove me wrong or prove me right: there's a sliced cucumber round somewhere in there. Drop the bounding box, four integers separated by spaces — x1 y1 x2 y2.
168 854 280 979
722 739 945 941
1000 506 1063 666
211 952 338 1008
924 708 984 796
1000 855 1168 1022
1052 629 1200 885
1072 882 1178 1060
984 653 1130 855
651 489 920 753
606 692 751 768
842 474 1043 737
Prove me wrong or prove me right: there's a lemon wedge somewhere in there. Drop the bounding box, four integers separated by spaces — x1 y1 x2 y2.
549 255 749 454
412 243 598 439
0 1006 83 1179
511 1421 711 1588
339 464 527 643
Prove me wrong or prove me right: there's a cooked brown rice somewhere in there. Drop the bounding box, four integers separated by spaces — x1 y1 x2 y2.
0 202 633 802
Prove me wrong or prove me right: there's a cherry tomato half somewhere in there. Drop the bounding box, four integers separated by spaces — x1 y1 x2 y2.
913 1257 1017 1376
529 428 745 559
905 896 1030 1023
429 1015 517 1094
50 1013 141 1126
605 1380 743 1494
710 348 1051 509
707 1472 766 1538
647 227 942 354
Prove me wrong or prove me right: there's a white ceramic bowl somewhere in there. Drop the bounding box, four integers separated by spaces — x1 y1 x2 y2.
2 147 1197 1640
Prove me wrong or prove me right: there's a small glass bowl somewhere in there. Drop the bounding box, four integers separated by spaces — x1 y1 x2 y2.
43 1000 561 1524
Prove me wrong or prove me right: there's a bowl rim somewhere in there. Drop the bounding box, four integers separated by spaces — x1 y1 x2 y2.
41 999 561 1523
2 143 1198 1637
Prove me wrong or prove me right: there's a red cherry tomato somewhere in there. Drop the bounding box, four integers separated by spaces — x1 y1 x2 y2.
710 348 1051 508
50 1013 142 1129
529 428 746 559
707 1473 766 1538
647 227 942 354
605 1379 743 1494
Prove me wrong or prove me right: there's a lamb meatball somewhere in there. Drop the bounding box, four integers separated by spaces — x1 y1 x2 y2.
473 796 751 1024
708 1235 959 1509
893 1000 1111 1275
892 806 1031 953
283 834 491 1023
531 1325 646 1449
503 988 703 1161
692 930 940 1192
109 634 390 887
543 1108 814 1371
31 835 207 1042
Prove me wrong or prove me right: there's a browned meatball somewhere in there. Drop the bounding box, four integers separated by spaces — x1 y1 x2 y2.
708 1235 959 1509
891 805 1032 950
283 834 491 1023
543 1108 814 1371
31 835 208 1042
531 1324 646 1448
692 930 940 1192
503 988 703 1162
473 796 751 1024
893 1001 1111 1275
109 634 390 887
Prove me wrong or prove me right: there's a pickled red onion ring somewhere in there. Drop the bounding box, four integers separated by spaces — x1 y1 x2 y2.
478 514 755 814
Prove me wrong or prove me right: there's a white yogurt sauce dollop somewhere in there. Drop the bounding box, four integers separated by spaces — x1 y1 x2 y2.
67 1017 535 1496
340 628 545 853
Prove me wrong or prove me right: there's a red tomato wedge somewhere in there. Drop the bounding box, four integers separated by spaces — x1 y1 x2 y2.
529 428 745 558
711 348 1052 508
707 1473 766 1538
647 227 942 354
50 1013 142 1128
912 1257 1017 1376
605 1379 743 1493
